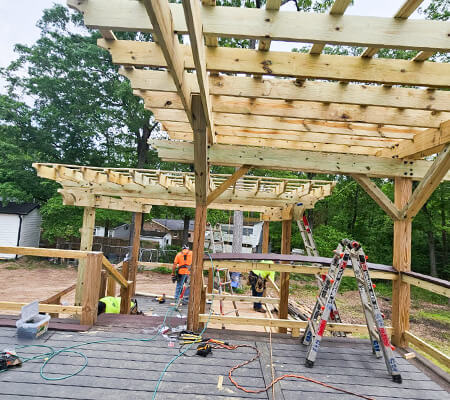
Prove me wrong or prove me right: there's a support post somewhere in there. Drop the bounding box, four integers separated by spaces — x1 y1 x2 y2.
75 207 96 305
99 270 107 299
129 212 143 296
120 261 131 314
392 177 412 347
106 274 117 297
80 252 103 326
262 221 270 253
187 95 209 332
279 219 292 333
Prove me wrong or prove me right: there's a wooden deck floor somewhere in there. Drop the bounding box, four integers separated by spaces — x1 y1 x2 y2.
0 320 448 399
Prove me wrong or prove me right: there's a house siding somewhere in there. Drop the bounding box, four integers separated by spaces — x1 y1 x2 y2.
0 214 20 259
18 208 42 248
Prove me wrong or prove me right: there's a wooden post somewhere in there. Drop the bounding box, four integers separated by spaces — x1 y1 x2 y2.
80 252 103 326
75 207 96 305
392 177 412 347
262 221 270 253
207 266 214 294
99 270 107 299
120 261 131 314
187 95 209 332
198 285 207 330
129 212 143 296
279 219 292 333
106 275 117 297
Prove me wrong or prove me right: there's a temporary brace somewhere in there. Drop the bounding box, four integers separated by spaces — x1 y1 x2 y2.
297 214 345 337
302 239 402 383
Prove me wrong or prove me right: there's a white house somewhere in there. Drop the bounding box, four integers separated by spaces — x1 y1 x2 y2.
108 224 172 248
0 202 42 259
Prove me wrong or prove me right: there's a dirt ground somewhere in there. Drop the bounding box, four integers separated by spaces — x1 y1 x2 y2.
1 258 448 361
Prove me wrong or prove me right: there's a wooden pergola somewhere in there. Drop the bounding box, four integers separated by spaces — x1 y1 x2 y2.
67 0 450 345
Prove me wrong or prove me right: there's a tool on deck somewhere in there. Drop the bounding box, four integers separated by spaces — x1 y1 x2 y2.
0 350 22 371
196 343 212 357
302 239 402 383
297 213 346 337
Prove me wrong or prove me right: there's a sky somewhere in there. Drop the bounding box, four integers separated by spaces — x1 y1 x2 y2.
0 0 431 88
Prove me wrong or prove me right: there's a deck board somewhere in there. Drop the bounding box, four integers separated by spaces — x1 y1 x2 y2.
0 322 448 400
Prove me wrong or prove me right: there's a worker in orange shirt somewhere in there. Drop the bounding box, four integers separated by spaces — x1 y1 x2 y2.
172 245 193 305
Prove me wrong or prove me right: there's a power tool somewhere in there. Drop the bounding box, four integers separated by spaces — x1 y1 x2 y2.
0 350 22 372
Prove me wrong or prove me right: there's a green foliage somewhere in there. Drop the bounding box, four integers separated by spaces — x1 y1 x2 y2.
313 225 350 257
151 266 172 274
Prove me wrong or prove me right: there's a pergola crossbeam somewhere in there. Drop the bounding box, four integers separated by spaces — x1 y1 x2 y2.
207 165 251 206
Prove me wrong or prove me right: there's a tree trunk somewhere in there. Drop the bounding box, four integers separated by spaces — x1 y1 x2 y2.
427 230 438 277
440 187 448 270
349 185 359 235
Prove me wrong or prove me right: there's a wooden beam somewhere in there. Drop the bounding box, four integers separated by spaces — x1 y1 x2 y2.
129 212 142 296
75 207 96 306
150 140 450 181
142 0 192 125
0 302 82 315
206 294 280 304
258 0 282 51
120 261 132 314
404 331 450 369
309 0 352 55
198 314 393 335
361 0 425 58
351 174 401 220
188 95 209 332
402 274 450 298
262 221 270 253
72 1 450 52
413 51 435 62
182 0 215 143
378 122 450 159
402 144 450 219
102 256 129 288
0 246 92 259
202 0 217 46
124 69 450 112
101 40 450 87
80 252 103 325
207 165 251 205
279 219 292 333
42 284 76 305
392 177 412 348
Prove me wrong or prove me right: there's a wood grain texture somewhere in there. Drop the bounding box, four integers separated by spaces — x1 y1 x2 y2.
80 252 103 325
279 219 292 333
129 212 142 296
262 221 270 253
120 261 132 314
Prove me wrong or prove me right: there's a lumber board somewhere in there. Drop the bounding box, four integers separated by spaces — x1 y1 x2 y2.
70 1 450 52
101 40 450 87
402 274 450 298
125 69 450 112
102 255 129 288
206 294 280 304
207 165 251 205
0 246 93 259
80 252 103 325
150 140 450 181
404 331 450 369
42 284 76 304
0 302 82 315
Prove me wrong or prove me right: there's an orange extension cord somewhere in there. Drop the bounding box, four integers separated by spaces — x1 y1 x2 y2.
208 340 375 400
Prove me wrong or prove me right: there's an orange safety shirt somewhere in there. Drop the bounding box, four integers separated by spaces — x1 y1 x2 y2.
174 249 192 275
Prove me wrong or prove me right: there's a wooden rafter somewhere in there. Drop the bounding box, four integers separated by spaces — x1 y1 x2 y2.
202 0 217 46
258 0 282 51
309 0 352 55
207 165 251 205
71 1 449 53
142 0 192 126
101 40 449 88
182 0 214 143
125 70 450 112
402 143 450 219
351 174 401 220
362 0 425 58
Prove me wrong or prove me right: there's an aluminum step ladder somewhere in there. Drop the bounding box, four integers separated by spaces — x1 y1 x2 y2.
214 266 239 328
302 239 402 383
207 224 225 253
297 214 346 337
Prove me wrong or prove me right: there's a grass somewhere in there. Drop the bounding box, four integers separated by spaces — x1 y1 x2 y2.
413 310 450 325
151 266 172 274
1 257 70 270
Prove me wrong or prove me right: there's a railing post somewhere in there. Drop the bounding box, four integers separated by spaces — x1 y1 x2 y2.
120 261 131 314
279 219 292 333
106 274 117 297
80 252 103 326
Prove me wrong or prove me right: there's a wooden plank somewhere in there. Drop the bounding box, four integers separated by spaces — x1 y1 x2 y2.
106 274 117 297
309 0 352 55
151 140 450 181
379 122 450 159
125 69 450 112
120 261 132 314
207 165 251 205
102 256 129 288
142 0 192 126
258 0 282 51
392 177 412 348
279 219 291 333
0 246 91 259
0 302 82 315
262 221 270 253
75 207 96 305
198 314 393 334
413 50 435 62
206 294 280 304
42 284 77 304
188 95 209 332
102 40 450 87
99 270 107 299
202 0 217 46
404 331 450 369
129 212 142 296
351 174 401 220
403 144 450 219
402 274 450 298
182 0 214 143
80 252 103 325
71 1 450 52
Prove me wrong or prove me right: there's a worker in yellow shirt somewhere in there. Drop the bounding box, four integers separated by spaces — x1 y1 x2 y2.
172 245 193 305
248 260 275 313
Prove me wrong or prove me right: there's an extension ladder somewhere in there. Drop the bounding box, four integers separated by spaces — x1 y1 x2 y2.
215 267 239 328
298 215 346 337
207 224 225 253
302 239 402 383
